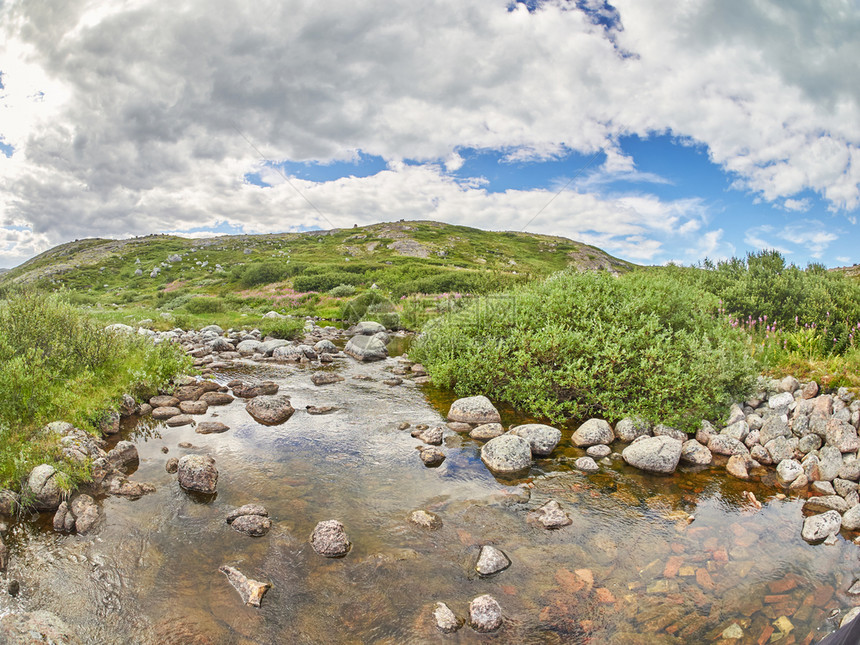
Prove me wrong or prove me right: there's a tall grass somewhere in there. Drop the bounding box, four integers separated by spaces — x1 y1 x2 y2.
0 291 192 491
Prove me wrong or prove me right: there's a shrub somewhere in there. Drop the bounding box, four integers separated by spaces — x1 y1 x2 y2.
239 262 285 287
184 297 225 314
340 292 393 323
259 317 304 340
410 270 757 431
293 271 363 292
328 284 357 298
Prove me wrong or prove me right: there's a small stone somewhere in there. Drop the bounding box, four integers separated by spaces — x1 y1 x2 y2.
409 510 442 529
310 519 351 557
165 457 179 474
419 446 445 467
166 414 194 427
230 515 272 537
527 500 571 529
469 594 502 632
196 421 230 434
219 565 270 607
586 444 611 459
721 623 744 639
177 454 218 494
476 546 511 576
433 602 462 633
575 456 599 473
469 423 504 441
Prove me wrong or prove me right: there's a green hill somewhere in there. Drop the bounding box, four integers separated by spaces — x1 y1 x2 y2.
0 220 634 327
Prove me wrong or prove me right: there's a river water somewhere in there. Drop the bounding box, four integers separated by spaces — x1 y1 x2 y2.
0 341 856 643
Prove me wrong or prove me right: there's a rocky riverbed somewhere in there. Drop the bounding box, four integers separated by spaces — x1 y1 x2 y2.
0 321 858 643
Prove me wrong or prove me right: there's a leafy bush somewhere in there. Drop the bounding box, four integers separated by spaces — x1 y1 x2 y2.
328 284 357 298
259 317 304 340
340 292 393 323
239 262 286 287
184 297 225 314
293 271 363 292
160 294 194 310
410 270 757 431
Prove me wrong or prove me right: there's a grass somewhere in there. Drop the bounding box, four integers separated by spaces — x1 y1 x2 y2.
0 291 192 492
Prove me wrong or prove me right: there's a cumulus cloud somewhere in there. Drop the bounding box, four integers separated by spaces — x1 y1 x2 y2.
776 220 839 258
0 0 857 266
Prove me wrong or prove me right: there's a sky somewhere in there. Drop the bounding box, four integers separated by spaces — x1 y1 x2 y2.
0 0 858 269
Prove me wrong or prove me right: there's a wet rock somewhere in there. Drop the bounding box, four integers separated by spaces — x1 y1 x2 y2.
841 505 860 530
314 339 338 354
0 490 19 516
448 396 501 425
219 566 270 607
175 385 204 401
680 439 712 466
575 456 599 472
803 495 849 514
446 421 471 432
469 594 502 632
26 464 63 510
105 441 138 471
527 500 572 529
152 406 181 420
246 394 295 425
383 377 403 387
353 321 386 335
476 545 511 576
726 454 750 480
138 403 153 416
196 421 230 434
99 411 121 435
177 455 218 494
572 418 614 447
776 459 804 485
344 335 388 361
0 610 80 644
151 394 180 408
480 435 532 474
722 623 744 640
708 434 749 457
412 426 443 446
226 504 268 523
433 602 462 633
165 457 179 474
653 424 687 442
70 494 99 534
306 406 337 415
614 417 652 442
621 436 682 474
53 501 72 532
230 515 272 537
586 444 612 459
106 477 156 498
801 510 842 542
200 392 233 406
311 372 345 386
470 423 504 441
509 424 561 456
179 400 208 415
419 447 445 467
166 414 194 427
310 519 351 557
409 510 442 529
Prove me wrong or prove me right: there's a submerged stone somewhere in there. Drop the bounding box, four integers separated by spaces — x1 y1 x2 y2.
219 565 270 607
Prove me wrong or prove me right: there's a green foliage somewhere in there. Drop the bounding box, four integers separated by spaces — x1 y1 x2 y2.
183 297 225 314
340 291 393 323
411 270 757 431
259 317 304 340
292 271 363 292
239 262 288 287
328 283 357 298
0 291 192 490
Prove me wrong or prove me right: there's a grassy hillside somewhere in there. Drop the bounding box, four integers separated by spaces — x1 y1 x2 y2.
0 221 633 329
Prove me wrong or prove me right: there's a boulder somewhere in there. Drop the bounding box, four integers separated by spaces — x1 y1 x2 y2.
70 494 99 534
344 335 388 362
166 414 194 427
219 566 270 607
527 500 571 529
621 436 682 474
614 417 651 442
708 434 749 457
27 464 63 510
230 515 272 537
246 395 295 425
152 406 181 420
150 395 180 408
200 391 233 406
575 456 599 473
776 459 804 485
680 439 712 466
196 421 230 434
353 321 386 335
586 444 612 459
470 423 504 441
469 595 503 632
448 396 501 425
177 455 218 494
801 510 842 543
311 372 345 386
310 519 351 557
179 400 208 415
475 546 510 576
480 435 532 474
508 424 561 456
418 446 446 467
653 424 687 442
572 419 614 447
106 441 139 470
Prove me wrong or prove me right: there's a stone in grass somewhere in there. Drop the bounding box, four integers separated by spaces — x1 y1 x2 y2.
196 421 230 435
527 500 572 529
409 510 442 530
433 602 462 633
310 520 351 557
219 565 270 607
475 545 511 577
419 447 446 467
469 595 503 632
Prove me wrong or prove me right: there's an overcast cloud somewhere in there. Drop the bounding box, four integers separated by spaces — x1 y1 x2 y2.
0 0 857 267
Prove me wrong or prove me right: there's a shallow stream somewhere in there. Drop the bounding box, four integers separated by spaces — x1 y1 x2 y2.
0 340 856 644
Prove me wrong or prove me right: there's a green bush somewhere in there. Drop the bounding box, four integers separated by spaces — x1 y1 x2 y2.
410 270 757 431
328 284 357 298
293 271 363 292
184 297 225 314
340 291 393 323
259 317 304 340
239 262 286 287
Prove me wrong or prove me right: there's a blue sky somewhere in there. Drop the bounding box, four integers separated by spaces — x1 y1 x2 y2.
0 0 857 268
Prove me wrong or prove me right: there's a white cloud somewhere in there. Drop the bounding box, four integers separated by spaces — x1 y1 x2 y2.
744 225 792 255
782 198 812 212
776 220 839 258
0 0 857 266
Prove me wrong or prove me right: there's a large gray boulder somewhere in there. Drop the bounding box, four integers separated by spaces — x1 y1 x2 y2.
801 510 842 543
272 344 305 362
27 464 64 510
508 424 561 456
344 335 388 361
621 436 682 474
571 419 614 447
246 394 295 425
236 339 263 355
259 338 289 356
614 417 651 442
177 455 218 494
310 519 351 557
707 434 750 457
448 396 501 425
480 435 532 474
353 321 386 335
680 439 712 466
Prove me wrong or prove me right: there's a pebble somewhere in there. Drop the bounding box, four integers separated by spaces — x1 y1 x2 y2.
433 602 462 633
475 545 511 576
469 594 502 632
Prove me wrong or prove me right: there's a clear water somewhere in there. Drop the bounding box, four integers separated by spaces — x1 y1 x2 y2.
0 344 856 644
